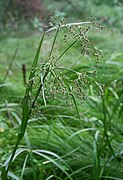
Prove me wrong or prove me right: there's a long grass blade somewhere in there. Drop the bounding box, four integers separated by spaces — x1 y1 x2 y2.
33 150 72 180
3 48 18 82
20 154 28 180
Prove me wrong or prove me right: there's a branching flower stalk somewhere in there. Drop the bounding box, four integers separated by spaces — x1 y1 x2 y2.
1 18 104 180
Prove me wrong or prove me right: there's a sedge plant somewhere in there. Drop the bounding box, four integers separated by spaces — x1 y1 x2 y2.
0 17 104 180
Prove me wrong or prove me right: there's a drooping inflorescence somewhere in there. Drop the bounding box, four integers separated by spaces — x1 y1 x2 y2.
29 16 105 109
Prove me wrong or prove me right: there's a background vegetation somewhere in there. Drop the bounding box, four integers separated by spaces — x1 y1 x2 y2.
0 0 123 179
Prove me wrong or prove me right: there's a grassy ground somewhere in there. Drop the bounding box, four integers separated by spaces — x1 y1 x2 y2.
0 20 123 180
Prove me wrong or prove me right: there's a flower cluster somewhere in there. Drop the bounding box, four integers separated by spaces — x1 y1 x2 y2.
29 16 104 108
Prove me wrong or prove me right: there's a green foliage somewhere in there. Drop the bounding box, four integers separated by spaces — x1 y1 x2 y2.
0 13 123 180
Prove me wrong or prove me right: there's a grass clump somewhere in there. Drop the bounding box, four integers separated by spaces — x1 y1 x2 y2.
0 16 123 180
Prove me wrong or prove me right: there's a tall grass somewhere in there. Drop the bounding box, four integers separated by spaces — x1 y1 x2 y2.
0 17 123 180
1 19 100 179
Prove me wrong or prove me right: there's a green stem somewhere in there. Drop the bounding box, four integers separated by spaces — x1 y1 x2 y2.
102 97 116 158
58 40 77 60
49 28 59 57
